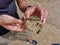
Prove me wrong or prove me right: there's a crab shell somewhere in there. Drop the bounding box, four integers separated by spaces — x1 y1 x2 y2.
12 16 43 39
25 16 43 34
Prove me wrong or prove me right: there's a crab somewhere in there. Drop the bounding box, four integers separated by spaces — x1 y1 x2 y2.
24 16 43 34
11 16 43 40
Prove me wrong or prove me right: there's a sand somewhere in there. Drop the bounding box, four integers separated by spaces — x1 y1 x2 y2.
0 0 60 45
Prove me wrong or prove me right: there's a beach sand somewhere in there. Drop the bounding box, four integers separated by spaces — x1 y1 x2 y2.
0 0 60 45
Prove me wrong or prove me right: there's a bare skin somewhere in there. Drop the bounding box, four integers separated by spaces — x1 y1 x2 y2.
17 0 48 23
17 0 48 42
0 15 24 32
0 0 48 43
17 0 28 12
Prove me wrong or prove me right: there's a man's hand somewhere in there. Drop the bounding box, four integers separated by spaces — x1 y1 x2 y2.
25 5 48 24
1 23 24 32
0 15 25 32
0 15 20 25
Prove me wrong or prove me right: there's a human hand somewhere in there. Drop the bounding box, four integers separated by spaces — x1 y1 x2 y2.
0 15 26 32
0 15 20 25
25 5 48 24
1 21 25 32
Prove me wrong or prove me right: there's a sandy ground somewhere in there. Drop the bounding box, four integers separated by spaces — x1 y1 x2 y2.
0 0 60 45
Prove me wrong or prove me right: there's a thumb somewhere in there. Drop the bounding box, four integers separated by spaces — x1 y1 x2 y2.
25 6 35 18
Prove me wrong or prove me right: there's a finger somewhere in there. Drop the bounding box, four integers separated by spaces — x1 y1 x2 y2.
18 19 23 24
25 6 35 18
9 19 23 25
11 26 23 32
42 10 48 24
11 18 19 24
1 24 23 32
1 25 13 31
37 5 45 21
6 15 21 24
6 15 20 24
9 25 23 32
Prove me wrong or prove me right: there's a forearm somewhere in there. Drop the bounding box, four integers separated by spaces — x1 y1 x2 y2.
17 0 28 13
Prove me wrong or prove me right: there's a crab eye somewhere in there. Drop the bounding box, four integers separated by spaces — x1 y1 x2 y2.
36 23 39 25
37 29 41 34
